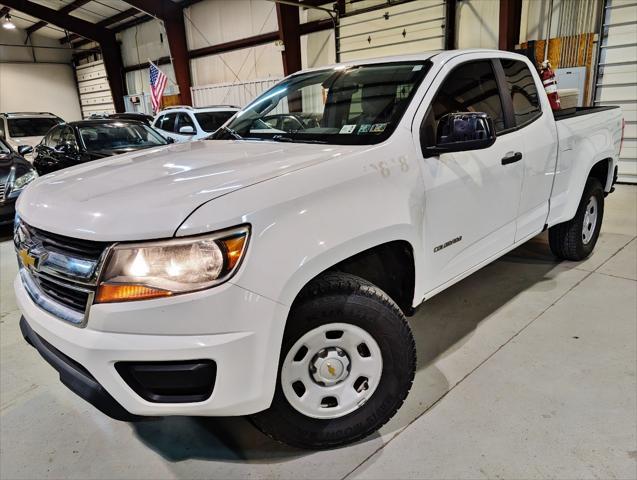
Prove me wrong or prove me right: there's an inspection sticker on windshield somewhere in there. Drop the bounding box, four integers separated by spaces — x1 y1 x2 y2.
357 124 372 134
339 124 356 134
370 123 387 133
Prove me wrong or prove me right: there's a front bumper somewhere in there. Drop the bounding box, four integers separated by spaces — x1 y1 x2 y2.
15 275 288 418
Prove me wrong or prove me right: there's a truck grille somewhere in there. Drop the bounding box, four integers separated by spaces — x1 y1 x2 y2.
15 221 109 326
36 272 92 312
28 226 107 261
0 182 6 202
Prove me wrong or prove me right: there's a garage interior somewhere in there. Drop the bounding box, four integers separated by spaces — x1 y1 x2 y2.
0 0 636 479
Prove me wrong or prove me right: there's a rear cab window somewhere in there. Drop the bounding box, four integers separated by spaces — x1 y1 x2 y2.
500 59 542 127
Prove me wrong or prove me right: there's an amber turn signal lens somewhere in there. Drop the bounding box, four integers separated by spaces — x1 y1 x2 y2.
219 235 247 271
95 284 172 303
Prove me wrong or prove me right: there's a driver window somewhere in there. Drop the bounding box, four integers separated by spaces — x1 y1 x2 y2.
45 126 62 147
60 127 77 146
421 60 505 147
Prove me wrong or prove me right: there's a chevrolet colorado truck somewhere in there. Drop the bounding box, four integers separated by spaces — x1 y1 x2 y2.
14 50 623 449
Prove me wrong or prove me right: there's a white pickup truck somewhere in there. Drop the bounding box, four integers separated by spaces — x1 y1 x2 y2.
14 49 623 449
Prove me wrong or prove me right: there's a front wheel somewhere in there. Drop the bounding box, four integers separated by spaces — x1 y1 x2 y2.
549 177 605 261
251 272 416 449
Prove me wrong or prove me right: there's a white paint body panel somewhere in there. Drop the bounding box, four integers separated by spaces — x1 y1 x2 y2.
15 50 622 416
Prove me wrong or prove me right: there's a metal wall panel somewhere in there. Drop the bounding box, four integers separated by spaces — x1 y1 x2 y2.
190 77 282 108
338 1 446 62
594 0 637 183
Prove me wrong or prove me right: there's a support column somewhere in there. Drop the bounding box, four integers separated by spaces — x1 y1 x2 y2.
101 37 127 113
276 3 302 76
499 0 522 51
163 14 192 106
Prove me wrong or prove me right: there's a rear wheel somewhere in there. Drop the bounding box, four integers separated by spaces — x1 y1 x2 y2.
549 177 605 261
251 272 416 449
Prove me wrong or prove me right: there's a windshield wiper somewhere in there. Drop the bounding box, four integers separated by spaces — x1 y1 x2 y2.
218 125 243 140
271 134 327 144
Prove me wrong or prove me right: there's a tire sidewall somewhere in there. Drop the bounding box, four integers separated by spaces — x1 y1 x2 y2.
261 289 415 448
575 178 605 258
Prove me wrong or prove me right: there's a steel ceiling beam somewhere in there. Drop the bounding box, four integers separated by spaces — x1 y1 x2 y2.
61 7 144 44
26 0 91 36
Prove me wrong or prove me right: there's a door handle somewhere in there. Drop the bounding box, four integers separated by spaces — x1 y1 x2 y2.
501 151 523 165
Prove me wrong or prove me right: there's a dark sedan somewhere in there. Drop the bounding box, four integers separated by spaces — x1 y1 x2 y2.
0 138 38 226
33 119 172 175
109 112 155 125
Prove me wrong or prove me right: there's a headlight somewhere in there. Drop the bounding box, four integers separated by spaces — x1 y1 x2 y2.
9 169 38 196
95 225 249 303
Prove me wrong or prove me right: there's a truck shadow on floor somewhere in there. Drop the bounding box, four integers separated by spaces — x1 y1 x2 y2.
132 233 564 463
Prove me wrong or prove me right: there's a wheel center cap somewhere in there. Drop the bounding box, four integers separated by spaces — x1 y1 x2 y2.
310 347 350 386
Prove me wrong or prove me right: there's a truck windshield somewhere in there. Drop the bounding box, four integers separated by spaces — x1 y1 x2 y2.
8 118 60 138
210 61 431 145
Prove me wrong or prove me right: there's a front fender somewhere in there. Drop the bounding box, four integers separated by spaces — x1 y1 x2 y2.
176 137 425 307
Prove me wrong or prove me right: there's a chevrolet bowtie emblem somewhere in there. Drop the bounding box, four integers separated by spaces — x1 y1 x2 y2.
18 246 46 270
18 248 37 269
326 363 336 377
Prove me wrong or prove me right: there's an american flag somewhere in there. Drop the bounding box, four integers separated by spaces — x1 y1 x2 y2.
149 62 167 113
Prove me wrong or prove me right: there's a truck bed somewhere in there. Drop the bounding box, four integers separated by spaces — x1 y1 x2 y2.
553 105 620 121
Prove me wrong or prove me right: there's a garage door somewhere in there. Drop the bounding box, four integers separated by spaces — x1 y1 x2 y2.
338 1 446 62
75 60 115 119
594 0 637 183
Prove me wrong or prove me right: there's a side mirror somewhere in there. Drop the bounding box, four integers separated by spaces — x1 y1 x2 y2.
422 112 496 158
17 145 34 156
179 125 195 134
165 136 175 144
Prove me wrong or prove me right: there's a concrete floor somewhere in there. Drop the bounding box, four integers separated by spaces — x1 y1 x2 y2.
1 186 635 480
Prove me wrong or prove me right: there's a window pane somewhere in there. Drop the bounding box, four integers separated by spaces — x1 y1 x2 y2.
195 111 235 132
46 127 62 147
430 61 505 133
157 113 176 132
501 59 541 126
213 61 431 145
79 123 168 151
7 118 59 137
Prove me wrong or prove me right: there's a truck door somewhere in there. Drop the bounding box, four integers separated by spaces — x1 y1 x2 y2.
497 58 559 241
413 57 525 293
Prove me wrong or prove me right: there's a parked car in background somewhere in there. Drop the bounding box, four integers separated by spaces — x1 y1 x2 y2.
33 119 171 175
153 105 239 142
109 112 155 126
0 137 37 225
0 112 63 159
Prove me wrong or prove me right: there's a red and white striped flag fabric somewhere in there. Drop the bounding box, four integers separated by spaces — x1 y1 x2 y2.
149 62 167 113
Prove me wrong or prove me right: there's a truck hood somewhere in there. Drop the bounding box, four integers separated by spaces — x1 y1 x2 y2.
17 140 355 241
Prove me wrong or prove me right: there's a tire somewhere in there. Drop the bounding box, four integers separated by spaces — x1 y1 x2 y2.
549 177 605 261
250 272 416 449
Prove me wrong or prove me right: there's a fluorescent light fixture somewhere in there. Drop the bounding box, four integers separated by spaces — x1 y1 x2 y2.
2 14 16 30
